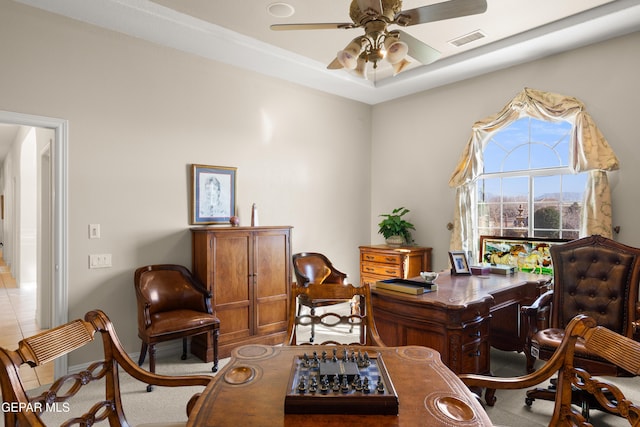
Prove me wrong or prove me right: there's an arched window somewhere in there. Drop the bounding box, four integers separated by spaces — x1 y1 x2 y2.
477 116 587 240
449 88 619 260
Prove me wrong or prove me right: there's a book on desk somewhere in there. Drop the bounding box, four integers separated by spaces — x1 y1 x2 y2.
374 278 435 295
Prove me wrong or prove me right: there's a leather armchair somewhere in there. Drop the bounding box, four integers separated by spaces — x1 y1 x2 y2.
292 252 351 343
521 235 640 416
134 264 219 391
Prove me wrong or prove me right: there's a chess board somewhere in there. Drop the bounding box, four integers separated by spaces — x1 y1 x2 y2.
284 348 399 415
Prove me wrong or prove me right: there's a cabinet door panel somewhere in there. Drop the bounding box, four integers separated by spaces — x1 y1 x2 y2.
254 233 289 299
256 297 288 333
217 304 251 341
213 234 251 305
254 232 289 333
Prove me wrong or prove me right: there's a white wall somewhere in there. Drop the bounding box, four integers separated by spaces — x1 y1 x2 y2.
371 31 640 271
0 0 372 364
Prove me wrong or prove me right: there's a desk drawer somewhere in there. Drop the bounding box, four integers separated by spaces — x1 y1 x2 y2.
462 321 489 345
361 252 403 265
361 263 401 277
461 340 490 374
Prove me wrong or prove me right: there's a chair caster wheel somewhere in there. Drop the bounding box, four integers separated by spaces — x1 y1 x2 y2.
212 365 218 373
525 397 534 406
146 384 154 392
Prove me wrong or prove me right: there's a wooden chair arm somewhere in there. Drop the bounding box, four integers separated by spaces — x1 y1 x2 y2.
521 289 554 315
143 302 152 328
85 310 214 389
459 315 595 391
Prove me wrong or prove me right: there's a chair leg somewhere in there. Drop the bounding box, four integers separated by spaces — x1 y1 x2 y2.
310 307 316 343
181 338 188 360
138 342 148 366
147 344 156 392
298 302 314 343
212 328 219 373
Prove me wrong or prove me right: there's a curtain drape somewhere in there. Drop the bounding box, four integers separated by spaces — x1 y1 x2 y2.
448 88 619 254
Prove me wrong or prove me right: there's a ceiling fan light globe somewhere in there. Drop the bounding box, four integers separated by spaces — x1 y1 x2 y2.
392 58 411 75
337 50 358 69
354 56 368 79
385 40 408 64
337 40 363 70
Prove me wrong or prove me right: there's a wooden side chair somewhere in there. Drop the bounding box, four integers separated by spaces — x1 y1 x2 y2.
292 252 354 343
521 235 640 416
284 281 385 346
460 314 640 427
135 264 219 391
0 309 213 427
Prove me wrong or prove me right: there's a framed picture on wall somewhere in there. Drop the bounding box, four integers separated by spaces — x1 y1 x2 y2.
449 251 471 275
190 164 236 225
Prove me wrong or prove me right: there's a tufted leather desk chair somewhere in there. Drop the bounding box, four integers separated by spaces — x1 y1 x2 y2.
135 264 219 391
522 235 640 416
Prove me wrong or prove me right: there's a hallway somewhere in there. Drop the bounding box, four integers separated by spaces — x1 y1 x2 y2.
0 250 53 389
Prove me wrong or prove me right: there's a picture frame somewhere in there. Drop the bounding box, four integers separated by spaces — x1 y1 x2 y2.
449 251 471 275
190 164 236 225
479 235 569 275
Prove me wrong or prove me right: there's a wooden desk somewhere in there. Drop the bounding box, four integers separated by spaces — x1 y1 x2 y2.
188 344 493 427
371 271 550 379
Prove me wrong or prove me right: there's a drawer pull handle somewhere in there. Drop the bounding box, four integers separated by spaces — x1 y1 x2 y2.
365 267 374 272
365 256 375 260
469 350 481 357
385 270 396 274
469 331 481 337
385 257 396 262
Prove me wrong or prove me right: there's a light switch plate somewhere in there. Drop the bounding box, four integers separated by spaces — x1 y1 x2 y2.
89 224 101 239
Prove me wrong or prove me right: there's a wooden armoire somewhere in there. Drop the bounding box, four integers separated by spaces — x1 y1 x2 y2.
191 226 292 359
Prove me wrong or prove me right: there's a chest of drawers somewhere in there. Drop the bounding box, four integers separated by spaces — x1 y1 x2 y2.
359 245 432 286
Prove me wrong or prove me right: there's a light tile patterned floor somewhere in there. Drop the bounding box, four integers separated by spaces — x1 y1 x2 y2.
0 251 53 389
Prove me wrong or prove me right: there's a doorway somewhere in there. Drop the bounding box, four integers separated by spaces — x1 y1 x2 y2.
0 110 68 376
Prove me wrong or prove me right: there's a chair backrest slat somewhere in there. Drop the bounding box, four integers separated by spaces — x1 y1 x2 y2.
18 319 95 366
285 281 385 347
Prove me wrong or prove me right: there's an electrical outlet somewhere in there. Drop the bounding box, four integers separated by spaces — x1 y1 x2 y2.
89 254 112 269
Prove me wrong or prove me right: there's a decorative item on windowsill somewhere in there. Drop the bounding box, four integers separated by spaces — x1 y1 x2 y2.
378 207 415 246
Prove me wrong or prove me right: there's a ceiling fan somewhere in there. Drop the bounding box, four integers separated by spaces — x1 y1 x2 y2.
271 0 488 78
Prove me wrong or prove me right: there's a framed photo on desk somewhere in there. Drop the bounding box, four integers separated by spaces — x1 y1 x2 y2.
449 251 471 275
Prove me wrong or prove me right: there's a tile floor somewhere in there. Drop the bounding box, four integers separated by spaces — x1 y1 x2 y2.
0 251 53 389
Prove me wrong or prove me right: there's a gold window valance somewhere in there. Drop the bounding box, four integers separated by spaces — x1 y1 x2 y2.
448 88 619 253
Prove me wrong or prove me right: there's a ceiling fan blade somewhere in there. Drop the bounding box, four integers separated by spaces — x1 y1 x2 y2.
394 0 487 27
270 23 356 31
396 30 441 65
327 57 344 70
357 0 383 15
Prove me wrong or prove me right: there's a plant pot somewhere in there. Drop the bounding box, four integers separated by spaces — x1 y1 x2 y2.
385 235 405 246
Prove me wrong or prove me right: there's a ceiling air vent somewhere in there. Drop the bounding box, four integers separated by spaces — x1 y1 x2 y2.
449 30 486 47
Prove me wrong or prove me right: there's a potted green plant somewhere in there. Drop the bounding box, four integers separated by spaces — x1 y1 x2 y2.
378 207 415 246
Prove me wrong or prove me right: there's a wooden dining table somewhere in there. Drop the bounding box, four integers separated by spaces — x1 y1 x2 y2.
187 344 493 426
